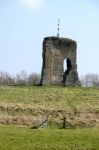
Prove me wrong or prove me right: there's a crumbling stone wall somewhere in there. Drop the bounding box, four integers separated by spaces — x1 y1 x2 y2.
40 36 80 86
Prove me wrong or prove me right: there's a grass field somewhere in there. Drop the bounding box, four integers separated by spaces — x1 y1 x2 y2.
0 86 99 126
0 86 99 149
0 124 99 150
0 86 99 109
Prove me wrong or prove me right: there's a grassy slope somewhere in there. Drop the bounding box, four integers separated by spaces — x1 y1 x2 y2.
0 86 99 126
0 124 99 150
0 86 99 150
0 86 99 108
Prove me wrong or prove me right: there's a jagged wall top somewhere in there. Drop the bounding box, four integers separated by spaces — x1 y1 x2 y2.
44 36 77 48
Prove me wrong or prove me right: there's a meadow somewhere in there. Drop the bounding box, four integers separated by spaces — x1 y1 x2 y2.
0 86 99 149
0 85 99 110
0 124 99 150
0 86 99 126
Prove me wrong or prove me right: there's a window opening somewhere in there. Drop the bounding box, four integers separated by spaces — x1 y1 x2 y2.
63 58 72 84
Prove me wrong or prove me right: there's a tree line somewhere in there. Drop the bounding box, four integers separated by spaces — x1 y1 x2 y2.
0 71 40 86
80 73 99 87
0 71 99 87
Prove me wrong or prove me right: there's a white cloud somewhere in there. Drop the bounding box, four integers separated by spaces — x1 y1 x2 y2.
20 0 45 11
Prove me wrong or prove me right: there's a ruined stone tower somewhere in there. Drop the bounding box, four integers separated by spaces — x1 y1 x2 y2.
40 36 80 86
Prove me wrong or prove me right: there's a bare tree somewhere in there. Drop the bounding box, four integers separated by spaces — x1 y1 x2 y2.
28 73 40 85
80 73 99 87
0 70 41 86
16 71 28 85
0 72 15 85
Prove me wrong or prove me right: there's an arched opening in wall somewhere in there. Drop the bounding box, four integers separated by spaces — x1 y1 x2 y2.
63 58 72 84
63 59 67 72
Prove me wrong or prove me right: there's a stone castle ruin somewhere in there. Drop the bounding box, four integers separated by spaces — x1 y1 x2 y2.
40 36 80 86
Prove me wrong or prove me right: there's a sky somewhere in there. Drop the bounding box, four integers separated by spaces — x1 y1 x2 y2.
0 0 99 77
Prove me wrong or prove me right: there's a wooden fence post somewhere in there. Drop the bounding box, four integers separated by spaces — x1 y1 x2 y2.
63 117 66 128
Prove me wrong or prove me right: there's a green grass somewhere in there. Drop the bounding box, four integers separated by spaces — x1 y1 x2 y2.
0 124 99 150
0 86 99 126
0 86 99 149
0 86 99 109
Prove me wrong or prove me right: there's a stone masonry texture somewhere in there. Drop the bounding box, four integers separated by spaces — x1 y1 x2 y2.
40 36 81 86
